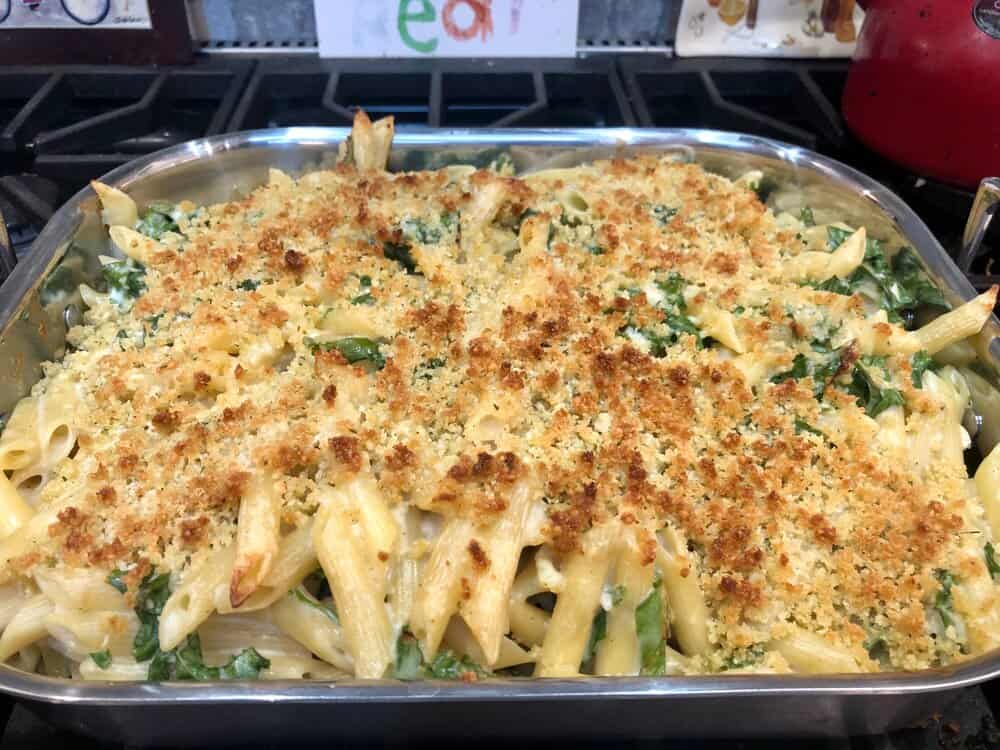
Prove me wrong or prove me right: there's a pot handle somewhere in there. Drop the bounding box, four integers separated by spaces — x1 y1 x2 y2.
0 206 14 284
957 178 1000 273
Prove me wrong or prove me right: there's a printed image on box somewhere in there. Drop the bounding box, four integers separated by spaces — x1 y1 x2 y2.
676 0 864 58
0 0 151 28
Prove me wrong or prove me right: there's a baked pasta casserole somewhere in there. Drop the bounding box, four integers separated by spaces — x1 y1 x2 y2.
1 111 1000 682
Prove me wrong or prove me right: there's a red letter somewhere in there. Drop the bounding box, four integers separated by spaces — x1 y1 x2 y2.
442 0 493 42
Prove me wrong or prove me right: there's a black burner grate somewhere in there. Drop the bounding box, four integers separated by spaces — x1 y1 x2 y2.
0 61 253 185
228 57 634 131
622 56 848 152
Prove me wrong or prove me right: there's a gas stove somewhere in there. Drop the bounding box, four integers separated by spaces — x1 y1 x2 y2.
1 53 999 749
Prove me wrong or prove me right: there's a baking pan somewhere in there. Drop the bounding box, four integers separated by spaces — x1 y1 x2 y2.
1 128 999 745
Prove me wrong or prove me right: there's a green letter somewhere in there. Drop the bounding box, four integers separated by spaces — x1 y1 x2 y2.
398 0 438 54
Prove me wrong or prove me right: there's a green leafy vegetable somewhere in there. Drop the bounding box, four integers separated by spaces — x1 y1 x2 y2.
132 570 171 662
582 609 608 665
817 230 948 327
107 568 127 594
148 634 269 681
934 569 959 631
102 258 147 309
585 241 605 255
440 211 459 232
656 272 688 311
351 293 375 306
426 650 486 680
309 337 386 370
651 204 678 226
619 272 703 353
753 176 779 204
863 631 890 663
333 337 385 369
621 324 701 357
986 543 1000 581
892 248 948 309
721 644 765 670
415 357 446 380
635 580 666 676
846 356 905 418
394 630 424 680
90 650 112 669
559 211 583 228
771 348 842 399
391 628 485 681
799 207 815 227
402 218 442 245
215 646 271 680
135 202 179 240
514 208 539 235
145 313 164 331
826 225 853 250
383 241 419 274
664 312 701 339
794 417 824 437
489 150 515 174
910 350 940 388
237 278 260 291
289 587 338 624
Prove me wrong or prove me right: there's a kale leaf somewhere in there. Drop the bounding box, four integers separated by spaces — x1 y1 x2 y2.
132 570 171 662
135 201 179 240
289 587 339 624
845 356 905 418
816 230 949 327
89 650 112 669
934 569 959 631
308 337 386 370
910 350 940 388
394 630 424 680
102 258 147 309
392 628 487 681
635 579 666 676
721 644 765 670
383 241 419 274
986 543 1000 581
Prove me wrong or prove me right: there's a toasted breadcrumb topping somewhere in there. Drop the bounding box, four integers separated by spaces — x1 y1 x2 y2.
19 152 998 672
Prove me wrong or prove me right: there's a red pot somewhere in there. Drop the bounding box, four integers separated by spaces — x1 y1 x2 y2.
842 0 1000 189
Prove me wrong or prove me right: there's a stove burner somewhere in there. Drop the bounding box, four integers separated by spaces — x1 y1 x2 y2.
623 57 847 151
1 61 252 185
228 58 633 131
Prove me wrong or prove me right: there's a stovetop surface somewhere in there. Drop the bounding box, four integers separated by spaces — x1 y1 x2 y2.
1 54 999 749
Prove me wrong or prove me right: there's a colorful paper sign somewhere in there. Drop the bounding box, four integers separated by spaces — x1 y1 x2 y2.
315 0 580 58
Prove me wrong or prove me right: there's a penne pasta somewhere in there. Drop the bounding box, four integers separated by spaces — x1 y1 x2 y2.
2 111 995 684
914 287 998 354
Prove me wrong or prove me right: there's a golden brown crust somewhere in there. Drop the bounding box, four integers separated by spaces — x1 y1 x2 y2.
16 151 986 673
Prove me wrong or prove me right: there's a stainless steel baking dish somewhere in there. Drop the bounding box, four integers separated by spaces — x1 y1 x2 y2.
1 128 1000 745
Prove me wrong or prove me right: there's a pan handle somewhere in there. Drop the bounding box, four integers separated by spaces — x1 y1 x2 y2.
0 205 15 285
957 177 1000 273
